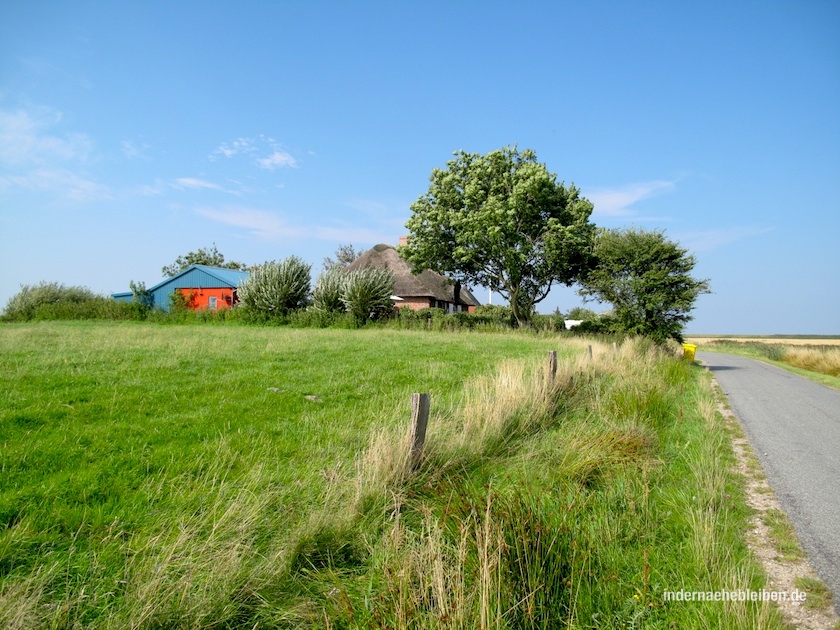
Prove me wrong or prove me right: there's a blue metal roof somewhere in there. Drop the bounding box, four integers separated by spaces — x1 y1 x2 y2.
161 264 251 288
148 265 248 291
196 265 251 285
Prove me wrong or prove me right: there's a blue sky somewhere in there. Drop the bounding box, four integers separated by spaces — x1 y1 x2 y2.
1 1 838 333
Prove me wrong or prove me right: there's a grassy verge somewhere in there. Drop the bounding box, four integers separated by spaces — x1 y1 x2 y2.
693 339 840 389
1 323 785 627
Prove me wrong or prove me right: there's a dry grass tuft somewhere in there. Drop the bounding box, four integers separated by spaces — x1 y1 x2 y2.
370 497 505 629
0 563 59 630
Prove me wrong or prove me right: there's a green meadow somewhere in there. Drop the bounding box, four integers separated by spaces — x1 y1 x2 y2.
1 322 786 628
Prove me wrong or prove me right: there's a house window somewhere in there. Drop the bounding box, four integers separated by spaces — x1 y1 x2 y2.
208 296 218 310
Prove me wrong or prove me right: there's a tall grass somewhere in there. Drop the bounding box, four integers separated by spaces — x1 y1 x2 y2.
264 339 783 628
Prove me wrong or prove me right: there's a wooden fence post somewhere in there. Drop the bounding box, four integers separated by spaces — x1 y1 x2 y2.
588 345 593 360
409 393 430 467
547 350 558 384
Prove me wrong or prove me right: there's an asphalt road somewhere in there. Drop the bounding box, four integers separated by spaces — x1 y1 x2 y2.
698 351 840 614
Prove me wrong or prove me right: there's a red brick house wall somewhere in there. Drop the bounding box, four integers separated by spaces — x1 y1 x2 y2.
398 297 475 313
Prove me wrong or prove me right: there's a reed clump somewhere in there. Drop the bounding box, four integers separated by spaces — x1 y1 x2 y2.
782 345 840 377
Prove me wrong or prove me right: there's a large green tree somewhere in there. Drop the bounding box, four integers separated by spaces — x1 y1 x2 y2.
400 146 596 326
578 228 710 343
161 244 247 277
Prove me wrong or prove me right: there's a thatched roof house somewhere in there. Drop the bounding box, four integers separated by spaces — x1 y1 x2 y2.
346 244 481 313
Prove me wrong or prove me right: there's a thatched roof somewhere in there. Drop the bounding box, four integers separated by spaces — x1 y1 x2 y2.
345 244 481 307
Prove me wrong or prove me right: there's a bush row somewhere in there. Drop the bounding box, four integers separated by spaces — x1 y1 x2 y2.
3 288 574 335
2 279 575 334
0 283 146 322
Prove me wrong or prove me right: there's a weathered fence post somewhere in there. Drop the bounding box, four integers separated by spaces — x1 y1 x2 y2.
588 345 593 360
409 393 430 467
547 350 558 384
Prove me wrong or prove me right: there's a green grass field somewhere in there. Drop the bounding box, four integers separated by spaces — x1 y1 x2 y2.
1 322 787 628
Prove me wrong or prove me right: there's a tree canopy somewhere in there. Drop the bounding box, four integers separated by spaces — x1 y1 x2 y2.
578 228 710 343
400 146 596 326
161 244 247 277
322 244 363 270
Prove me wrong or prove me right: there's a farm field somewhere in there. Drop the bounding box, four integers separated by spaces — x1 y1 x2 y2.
687 336 840 386
1 322 787 628
686 336 840 346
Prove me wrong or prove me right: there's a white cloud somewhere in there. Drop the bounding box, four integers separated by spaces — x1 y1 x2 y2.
0 107 93 166
133 180 167 196
256 150 297 170
314 224 398 243
210 137 257 160
129 177 240 198
210 136 297 170
121 139 150 160
174 177 223 191
195 207 301 240
676 226 774 252
0 106 108 203
0 168 111 202
195 206 393 244
588 180 676 217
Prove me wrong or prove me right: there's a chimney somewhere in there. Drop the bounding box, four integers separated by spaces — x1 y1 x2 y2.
398 235 408 246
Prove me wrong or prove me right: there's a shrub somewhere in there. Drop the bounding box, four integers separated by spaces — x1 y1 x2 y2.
312 267 345 313
409 307 447 321
531 312 565 332
572 314 619 335
565 306 599 321
474 304 513 319
237 257 311 315
391 307 520 333
0 283 154 322
35 297 150 321
129 280 154 313
168 290 195 312
340 267 395 324
286 308 355 329
2 282 100 321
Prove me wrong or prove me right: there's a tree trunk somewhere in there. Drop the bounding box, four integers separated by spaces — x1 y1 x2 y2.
508 290 531 328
